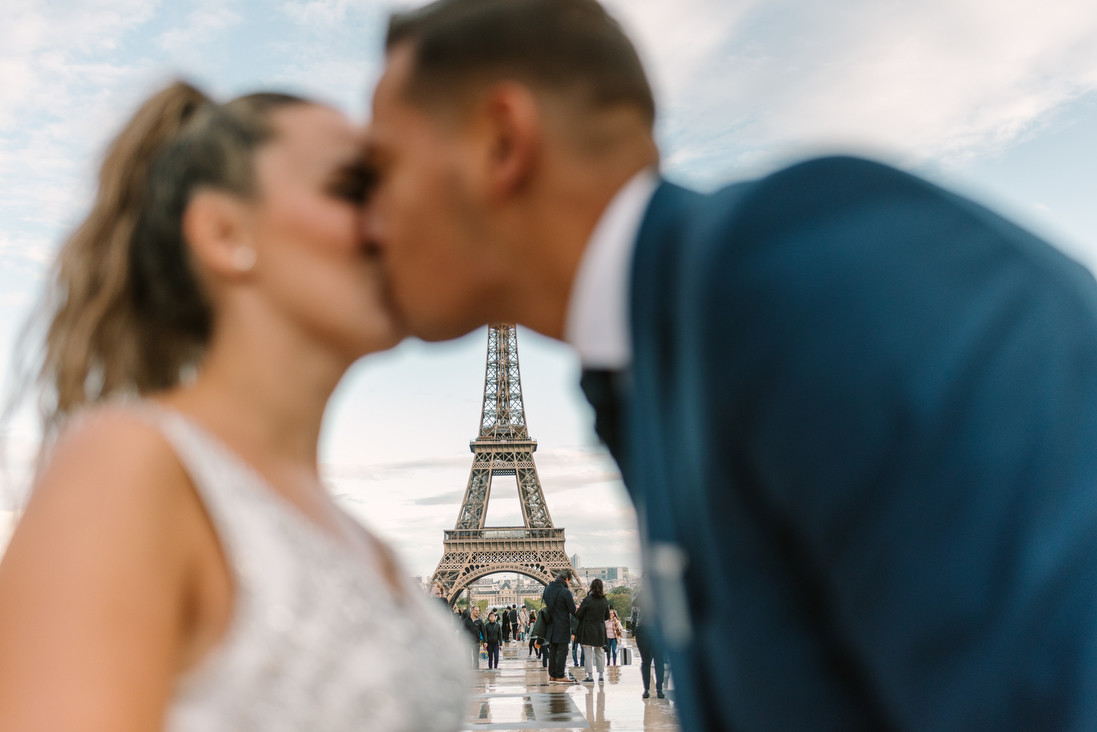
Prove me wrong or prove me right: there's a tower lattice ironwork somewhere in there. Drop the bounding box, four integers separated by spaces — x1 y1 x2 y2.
431 324 577 604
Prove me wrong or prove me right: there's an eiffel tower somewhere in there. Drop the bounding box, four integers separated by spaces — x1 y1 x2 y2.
431 324 578 605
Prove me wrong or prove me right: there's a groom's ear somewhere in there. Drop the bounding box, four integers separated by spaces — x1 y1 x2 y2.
474 82 541 202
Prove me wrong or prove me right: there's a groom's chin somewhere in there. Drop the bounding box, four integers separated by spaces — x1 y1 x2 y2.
383 286 493 343
406 318 484 344
400 305 487 343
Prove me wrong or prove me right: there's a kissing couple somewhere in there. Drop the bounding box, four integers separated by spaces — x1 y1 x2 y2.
3 0 1097 730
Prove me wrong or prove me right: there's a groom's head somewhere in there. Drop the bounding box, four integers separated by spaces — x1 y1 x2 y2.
367 0 657 341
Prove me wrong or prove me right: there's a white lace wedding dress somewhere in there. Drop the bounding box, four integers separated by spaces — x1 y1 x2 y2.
137 406 468 731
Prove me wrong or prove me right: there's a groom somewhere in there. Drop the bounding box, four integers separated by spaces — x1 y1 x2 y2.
364 0 1097 728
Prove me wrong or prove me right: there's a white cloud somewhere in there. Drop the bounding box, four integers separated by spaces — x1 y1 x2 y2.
0 290 31 310
269 54 381 117
157 3 244 53
0 1 159 269
281 0 355 28
0 231 53 270
608 0 1097 177
280 0 421 30
0 0 156 118
265 2 390 118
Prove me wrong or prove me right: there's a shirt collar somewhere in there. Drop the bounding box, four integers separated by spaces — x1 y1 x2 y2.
564 168 660 370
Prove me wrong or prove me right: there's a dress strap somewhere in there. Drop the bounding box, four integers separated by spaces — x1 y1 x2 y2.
125 402 257 564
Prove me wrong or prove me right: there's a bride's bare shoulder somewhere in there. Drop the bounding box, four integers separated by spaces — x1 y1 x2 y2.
42 403 184 486
0 405 202 727
22 403 195 543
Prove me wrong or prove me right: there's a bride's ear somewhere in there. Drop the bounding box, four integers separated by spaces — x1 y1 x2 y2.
182 191 257 279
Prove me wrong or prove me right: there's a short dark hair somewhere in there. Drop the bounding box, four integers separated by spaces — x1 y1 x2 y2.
386 0 654 126
556 569 574 582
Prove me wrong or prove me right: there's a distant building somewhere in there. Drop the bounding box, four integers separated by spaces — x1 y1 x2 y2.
570 553 581 570
468 575 545 609
513 576 546 606
578 566 631 588
463 569 635 610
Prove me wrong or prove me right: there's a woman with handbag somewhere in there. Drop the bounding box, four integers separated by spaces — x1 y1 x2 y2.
605 607 624 666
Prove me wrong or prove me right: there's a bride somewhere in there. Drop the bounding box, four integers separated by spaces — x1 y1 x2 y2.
0 81 466 730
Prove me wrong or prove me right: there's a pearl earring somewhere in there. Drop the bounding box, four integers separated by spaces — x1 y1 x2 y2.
232 246 257 273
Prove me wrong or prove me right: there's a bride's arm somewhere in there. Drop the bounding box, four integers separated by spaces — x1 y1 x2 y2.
0 413 204 731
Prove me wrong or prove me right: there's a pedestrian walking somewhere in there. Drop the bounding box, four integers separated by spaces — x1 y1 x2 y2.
527 609 538 656
509 605 520 642
631 591 665 699
519 605 530 642
605 608 624 666
501 604 512 643
482 611 502 669
576 579 611 683
529 608 550 668
541 570 577 683
462 606 484 670
568 594 586 670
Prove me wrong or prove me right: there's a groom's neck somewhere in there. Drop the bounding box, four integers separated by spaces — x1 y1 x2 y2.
504 133 659 341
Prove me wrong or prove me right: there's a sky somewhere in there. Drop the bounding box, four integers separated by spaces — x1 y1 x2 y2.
2 0 1097 576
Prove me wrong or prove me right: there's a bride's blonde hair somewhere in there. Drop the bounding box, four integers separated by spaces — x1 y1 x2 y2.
32 81 308 440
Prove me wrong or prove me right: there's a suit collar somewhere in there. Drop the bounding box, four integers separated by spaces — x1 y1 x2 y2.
564 168 660 370
629 179 702 358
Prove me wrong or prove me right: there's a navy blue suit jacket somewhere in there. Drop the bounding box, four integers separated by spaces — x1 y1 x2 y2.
600 156 1097 730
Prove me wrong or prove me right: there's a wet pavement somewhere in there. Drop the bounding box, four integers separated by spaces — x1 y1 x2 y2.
462 640 680 731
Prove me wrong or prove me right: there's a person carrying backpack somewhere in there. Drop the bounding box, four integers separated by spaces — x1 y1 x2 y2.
482 611 502 669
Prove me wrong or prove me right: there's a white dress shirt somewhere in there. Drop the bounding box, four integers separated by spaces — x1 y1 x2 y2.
564 168 660 370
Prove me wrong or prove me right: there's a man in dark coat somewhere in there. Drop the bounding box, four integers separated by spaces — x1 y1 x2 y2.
501 602 512 642
509 605 519 642
461 606 483 669
369 0 1097 728
541 571 576 682
630 589 664 698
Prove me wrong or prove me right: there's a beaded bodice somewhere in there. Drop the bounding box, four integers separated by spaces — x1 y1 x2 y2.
143 407 468 732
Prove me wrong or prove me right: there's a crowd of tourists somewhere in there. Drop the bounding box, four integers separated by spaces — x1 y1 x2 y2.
543 572 667 698
443 570 665 700
452 601 530 671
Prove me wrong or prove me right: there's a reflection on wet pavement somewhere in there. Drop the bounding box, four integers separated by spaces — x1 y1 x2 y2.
462 641 680 731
